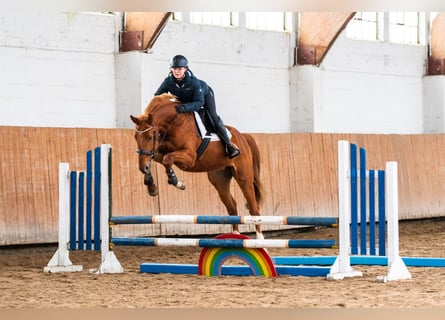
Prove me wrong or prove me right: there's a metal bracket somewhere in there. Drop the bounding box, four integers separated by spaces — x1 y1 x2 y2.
428 57 445 75
297 46 316 65
119 31 144 52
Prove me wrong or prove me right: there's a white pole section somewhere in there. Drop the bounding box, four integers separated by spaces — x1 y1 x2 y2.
44 163 83 272
383 161 411 281
327 141 362 280
98 144 123 274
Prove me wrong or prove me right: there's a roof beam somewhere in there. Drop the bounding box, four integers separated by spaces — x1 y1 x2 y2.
297 12 355 65
429 12 445 75
120 12 171 52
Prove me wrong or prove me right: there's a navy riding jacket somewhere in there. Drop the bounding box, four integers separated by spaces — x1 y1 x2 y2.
154 69 209 113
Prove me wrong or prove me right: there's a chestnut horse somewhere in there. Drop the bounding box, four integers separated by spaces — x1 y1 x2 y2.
130 93 265 239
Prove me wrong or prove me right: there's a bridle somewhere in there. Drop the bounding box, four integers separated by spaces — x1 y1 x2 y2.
135 126 158 159
135 113 179 160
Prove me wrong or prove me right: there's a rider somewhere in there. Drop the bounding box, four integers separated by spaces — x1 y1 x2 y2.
154 54 241 159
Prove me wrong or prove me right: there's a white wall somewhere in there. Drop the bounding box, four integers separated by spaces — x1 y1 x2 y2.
117 18 438 134
0 13 121 128
115 52 144 128
292 34 427 133
1 12 444 135
125 20 294 133
423 76 445 133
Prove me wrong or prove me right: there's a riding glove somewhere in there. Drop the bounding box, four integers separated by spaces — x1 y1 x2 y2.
176 105 187 113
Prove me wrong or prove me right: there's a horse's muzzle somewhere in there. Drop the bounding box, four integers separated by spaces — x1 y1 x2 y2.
144 173 154 186
136 149 155 174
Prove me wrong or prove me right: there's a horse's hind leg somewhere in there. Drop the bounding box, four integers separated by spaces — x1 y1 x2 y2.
232 173 263 239
207 169 240 234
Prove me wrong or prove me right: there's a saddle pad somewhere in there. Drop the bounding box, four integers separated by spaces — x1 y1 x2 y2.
193 111 231 141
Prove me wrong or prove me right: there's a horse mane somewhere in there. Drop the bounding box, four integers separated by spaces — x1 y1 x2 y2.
138 93 196 137
143 93 180 117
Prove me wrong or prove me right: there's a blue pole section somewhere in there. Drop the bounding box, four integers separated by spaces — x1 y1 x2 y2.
110 216 154 224
69 171 77 250
197 216 242 224
273 255 445 268
93 147 101 250
359 147 367 255
378 170 386 256
78 172 85 250
350 144 358 254
285 216 337 226
86 150 92 250
369 170 376 255
140 263 332 277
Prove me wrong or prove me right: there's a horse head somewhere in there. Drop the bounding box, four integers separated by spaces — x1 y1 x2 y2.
130 93 184 196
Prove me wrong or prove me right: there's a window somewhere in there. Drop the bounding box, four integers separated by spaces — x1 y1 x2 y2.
345 12 384 41
245 12 293 32
172 12 292 32
346 12 428 45
388 12 425 45
189 12 237 27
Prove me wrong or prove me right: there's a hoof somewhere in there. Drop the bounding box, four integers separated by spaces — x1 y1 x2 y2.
147 187 159 197
148 190 159 197
175 181 186 190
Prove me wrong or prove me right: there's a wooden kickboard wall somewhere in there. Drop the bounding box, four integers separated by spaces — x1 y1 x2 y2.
1 126 444 245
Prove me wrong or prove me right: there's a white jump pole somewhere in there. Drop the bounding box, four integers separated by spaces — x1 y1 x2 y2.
327 141 363 280
98 144 123 274
378 161 411 282
328 141 410 282
44 163 83 273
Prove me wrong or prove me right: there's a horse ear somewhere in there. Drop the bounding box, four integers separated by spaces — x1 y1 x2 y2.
130 115 141 125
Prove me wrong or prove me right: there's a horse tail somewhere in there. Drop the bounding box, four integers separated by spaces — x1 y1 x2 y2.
243 133 265 206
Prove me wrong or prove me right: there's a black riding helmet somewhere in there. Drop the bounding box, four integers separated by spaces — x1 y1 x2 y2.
170 55 188 68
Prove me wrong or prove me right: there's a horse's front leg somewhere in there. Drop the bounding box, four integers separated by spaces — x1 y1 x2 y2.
143 171 159 196
165 167 186 190
162 151 196 191
139 156 159 197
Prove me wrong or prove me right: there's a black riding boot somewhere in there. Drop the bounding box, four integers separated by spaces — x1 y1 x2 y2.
214 118 240 159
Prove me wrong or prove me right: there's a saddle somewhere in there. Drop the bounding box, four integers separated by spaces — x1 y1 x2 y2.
193 108 231 159
194 109 219 141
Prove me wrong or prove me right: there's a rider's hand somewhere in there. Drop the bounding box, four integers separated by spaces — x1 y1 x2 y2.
176 105 187 113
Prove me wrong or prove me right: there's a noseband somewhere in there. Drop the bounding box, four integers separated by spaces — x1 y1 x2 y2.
135 126 157 159
136 148 156 158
